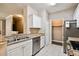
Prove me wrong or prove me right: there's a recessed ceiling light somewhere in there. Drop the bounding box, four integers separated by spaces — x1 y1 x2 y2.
49 3 56 6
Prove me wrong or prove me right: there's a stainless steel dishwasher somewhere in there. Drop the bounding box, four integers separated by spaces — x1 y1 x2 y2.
32 37 40 56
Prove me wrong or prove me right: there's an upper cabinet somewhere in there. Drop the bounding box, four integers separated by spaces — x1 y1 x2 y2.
65 21 70 28
73 4 79 20
73 4 79 28
25 6 41 34
30 15 42 28
5 15 25 36
0 19 5 35
5 15 13 36
77 20 79 28
0 20 3 35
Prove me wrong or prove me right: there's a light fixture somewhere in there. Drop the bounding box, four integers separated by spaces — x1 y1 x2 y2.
49 3 56 6
15 14 23 17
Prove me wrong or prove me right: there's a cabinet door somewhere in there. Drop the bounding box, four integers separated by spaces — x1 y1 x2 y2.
23 40 32 56
33 15 41 28
77 20 79 28
74 4 79 20
40 36 45 48
7 46 23 56
23 44 32 56
74 4 79 28
0 20 2 34
0 20 5 35
5 15 13 36
30 15 41 28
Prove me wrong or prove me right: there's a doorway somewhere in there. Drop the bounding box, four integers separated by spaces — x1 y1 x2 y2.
51 19 64 45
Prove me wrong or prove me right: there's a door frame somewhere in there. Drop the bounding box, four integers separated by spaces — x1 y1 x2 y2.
49 19 64 44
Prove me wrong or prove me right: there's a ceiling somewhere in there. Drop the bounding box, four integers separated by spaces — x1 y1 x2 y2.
0 3 78 14
28 3 78 14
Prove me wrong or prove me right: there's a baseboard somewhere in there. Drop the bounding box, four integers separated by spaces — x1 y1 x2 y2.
52 41 63 46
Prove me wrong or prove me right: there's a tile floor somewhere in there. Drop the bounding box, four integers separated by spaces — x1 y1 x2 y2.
36 44 67 56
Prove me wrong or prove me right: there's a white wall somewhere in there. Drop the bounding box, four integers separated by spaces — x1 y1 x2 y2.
49 8 75 20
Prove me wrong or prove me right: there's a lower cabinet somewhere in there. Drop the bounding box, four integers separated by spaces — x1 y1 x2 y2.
7 46 23 56
23 40 32 56
23 45 32 56
7 39 32 56
40 36 45 48
7 36 45 56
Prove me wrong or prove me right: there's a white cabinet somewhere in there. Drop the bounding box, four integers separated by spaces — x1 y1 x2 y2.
77 20 79 28
23 45 32 56
0 20 2 34
23 39 32 56
40 36 45 48
0 20 5 35
30 15 41 28
73 4 79 28
7 40 32 56
73 4 79 20
65 21 70 28
7 46 23 56
5 15 13 36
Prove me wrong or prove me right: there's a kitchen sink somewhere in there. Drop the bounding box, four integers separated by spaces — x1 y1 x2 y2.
5 34 30 45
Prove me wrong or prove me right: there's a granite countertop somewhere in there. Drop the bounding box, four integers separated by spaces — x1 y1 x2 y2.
27 33 45 39
0 35 7 46
5 33 45 39
4 33 45 45
0 41 6 46
68 37 79 42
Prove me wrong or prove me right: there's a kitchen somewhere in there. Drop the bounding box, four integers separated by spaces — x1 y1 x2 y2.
0 3 47 56
0 3 79 56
